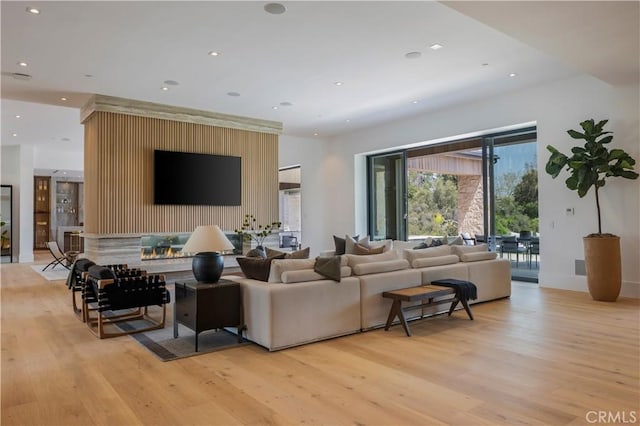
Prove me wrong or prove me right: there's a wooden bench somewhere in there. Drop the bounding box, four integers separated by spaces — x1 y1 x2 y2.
382 284 474 336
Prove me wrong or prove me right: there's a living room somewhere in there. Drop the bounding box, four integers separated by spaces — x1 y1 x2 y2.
1 2 639 425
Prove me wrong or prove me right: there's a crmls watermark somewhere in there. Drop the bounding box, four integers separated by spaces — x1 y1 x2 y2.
585 411 637 424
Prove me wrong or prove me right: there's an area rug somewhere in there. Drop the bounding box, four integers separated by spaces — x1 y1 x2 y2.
116 318 249 361
30 264 69 281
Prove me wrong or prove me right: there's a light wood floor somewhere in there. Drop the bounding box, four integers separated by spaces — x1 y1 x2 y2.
2 258 639 426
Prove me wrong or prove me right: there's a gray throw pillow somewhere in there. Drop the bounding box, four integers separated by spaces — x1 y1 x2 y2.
246 247 267 258
333 235 359 255
237 254 286 281
314 256 341 282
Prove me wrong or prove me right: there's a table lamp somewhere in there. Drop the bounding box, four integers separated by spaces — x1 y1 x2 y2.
182 225 234 283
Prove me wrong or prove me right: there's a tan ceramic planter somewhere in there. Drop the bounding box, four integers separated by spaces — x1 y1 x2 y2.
583 235 621 302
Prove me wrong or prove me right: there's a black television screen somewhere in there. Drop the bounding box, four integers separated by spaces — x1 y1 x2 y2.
153 150 241 205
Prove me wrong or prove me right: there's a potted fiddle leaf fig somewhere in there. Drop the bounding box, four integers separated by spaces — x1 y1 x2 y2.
546 119 638 301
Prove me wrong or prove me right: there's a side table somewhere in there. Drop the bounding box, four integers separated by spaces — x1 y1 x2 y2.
174 279 245 351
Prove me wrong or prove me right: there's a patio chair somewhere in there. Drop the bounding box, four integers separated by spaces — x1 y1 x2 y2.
500 236 527 267
529 237 540 268
461 232 476 245
43 241 78 271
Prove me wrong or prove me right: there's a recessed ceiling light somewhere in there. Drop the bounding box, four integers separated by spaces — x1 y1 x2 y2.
161 87 169 91
26 6 40 14
164 80 179 86
15 115 21 119
482 63 489 67
405 51 422 59
509 73 517 77
272 106 279 110
280 101 293 107
334 81 343 86
264 3 286 15
60 97 67 101
84 74 94 78
313 132 319 136
429 43 443 50
345 119 351 123
227 92 241 97
18 61 28 67
208 51 220 57
412 100 419 104
61 138 70 142
12 133 18 137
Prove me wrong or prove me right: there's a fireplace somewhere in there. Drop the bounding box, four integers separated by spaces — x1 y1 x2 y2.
140 233 243 261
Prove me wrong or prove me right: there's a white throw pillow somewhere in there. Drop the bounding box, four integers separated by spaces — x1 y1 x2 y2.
451 243 489 258
268 258 316 283
459 252 497 262
411 255 460 268
345 235 370 254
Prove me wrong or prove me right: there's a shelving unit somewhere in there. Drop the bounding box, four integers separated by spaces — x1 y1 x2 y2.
56 181 80 227
33 176 51 250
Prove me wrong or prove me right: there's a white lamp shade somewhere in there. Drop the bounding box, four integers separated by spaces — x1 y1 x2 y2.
182 225 234 254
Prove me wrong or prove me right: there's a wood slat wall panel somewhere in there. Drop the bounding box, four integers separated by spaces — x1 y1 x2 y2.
83 111 278 234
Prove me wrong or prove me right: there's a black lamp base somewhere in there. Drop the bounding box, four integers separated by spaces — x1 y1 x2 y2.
192 252 224 283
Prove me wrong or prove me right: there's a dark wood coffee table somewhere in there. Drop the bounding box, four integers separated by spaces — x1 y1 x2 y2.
382 284 474 336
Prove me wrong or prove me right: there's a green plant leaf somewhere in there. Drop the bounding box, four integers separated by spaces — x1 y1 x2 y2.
567 129 586 139
598 135 613 144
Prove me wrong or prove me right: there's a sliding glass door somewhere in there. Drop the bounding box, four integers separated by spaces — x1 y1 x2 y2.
367 127 539 281
367 151 407 241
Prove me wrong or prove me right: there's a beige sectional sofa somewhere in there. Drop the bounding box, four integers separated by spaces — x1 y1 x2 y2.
227 242 511 351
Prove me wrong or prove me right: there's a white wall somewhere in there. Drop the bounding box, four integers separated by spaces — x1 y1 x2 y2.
279 134 329 256
284 74 639 297
1 145 36 262
34 146 83 170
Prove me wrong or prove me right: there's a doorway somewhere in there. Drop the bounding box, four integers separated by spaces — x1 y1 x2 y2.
279 166 302 249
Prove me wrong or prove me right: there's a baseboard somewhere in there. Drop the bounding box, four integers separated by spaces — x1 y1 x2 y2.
539 275 639 299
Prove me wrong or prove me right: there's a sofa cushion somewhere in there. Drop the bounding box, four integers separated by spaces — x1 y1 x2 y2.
404 245 453 264
238 254 286 282
459 251 498 262
351 259 409 276
265 246 310 259
282 266 352 283
268 258 316 283
333 234 359 255
346 250 398 267
451 243 489 256
314 256 342 281
411 254 460 268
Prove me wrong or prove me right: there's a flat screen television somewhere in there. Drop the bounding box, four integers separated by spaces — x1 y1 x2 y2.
153 150 241 205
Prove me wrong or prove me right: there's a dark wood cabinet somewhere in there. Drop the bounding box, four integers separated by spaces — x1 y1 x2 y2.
173 279 244 351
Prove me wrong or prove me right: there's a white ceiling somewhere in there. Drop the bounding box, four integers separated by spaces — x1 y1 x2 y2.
1 1 638 153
